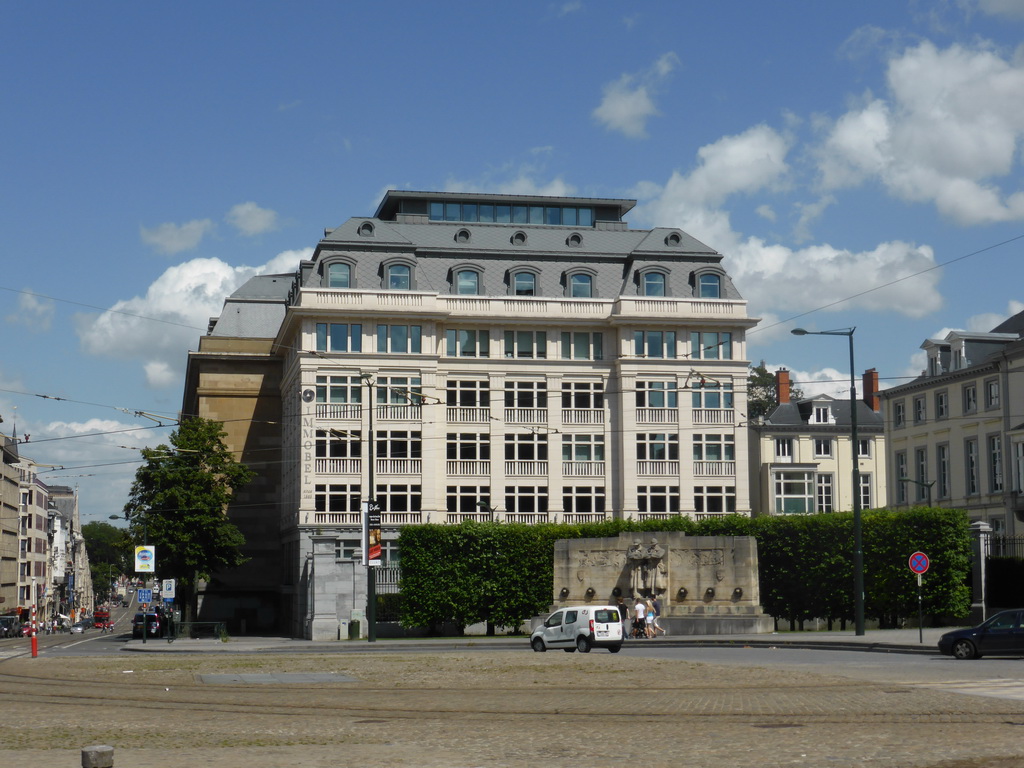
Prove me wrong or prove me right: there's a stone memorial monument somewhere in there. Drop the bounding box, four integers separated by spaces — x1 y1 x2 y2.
551 531 773 635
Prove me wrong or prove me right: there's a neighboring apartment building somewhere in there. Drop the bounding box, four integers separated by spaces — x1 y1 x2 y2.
881 312 1024 534
48 485 91 621
183 189 758 638
0 433 20 613
18 463 53 622
749 369 887 515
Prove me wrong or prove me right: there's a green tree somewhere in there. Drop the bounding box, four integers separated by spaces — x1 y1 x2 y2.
82 521 132 599
123 417 255 621
747 361 803 420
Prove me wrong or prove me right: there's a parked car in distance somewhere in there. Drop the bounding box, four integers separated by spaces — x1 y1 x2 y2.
132 612 161 638
938 609 1024 659
0 617 19 638
530 605 624 654
69 621 90 634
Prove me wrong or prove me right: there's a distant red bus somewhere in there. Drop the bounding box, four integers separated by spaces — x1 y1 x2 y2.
93 609 109 629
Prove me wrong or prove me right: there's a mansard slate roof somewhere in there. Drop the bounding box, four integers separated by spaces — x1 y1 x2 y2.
763 398 884 432
209 273 292 338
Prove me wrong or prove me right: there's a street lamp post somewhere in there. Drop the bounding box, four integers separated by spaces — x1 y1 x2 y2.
791 327 865 636
361 372 377 643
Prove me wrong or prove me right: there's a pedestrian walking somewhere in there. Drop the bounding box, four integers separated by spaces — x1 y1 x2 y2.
644 599 656 638
652 595 667 636
615 596 630 640
633 597 647 638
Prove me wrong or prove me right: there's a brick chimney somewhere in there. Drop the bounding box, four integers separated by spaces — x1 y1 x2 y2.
775 368 791 404
862 368 880 412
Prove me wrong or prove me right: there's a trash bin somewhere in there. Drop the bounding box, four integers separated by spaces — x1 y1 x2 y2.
348 620 360 640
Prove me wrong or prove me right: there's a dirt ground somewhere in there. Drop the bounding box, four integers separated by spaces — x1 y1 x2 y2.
2 650 1024 768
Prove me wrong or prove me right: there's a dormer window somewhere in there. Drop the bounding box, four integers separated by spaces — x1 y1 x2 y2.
513 271 536 296
569 273 593 298
642 271 666 297
511 231 528 246
357 221 375 237
456 269 479 295
387 264 411 290
327 263 351 289
813 406 830 424
698 273 721 299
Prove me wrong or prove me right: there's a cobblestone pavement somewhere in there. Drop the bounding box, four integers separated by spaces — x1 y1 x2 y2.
1 647 1023 768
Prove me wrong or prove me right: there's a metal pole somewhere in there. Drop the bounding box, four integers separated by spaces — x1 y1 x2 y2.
848 330 865 636
364 374 377 643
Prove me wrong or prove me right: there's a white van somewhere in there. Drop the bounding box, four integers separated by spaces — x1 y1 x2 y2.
530 605 624 653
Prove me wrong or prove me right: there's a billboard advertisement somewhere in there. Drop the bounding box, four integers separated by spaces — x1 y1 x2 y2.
135 545 156 573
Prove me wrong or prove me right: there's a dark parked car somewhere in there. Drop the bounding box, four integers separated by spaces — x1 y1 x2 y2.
132 612 161 638
938 609 1024 659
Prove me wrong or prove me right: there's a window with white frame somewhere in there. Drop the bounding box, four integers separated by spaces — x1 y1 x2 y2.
504 330 547 359
774 471 814 514
446 379 490 407
1013 441 1024 493
638 381 678 408
816 474 834 512
633 330 677 358
963 384 978 414
316 323 362 353
691 380 733 409
456 269 479 295
562 381 604 411
642 271 666 297
504 486 548 514
569 273 593 298
775 438 793 458
694 485 735 514
314 483 360 514
446 328 490 357
375 484 421 514
447 485 491 515
377 324 422 354
895 451 908 503
327 262 351 288
637 485 680 514
693 434 735 461
859 473 872 509
690 331 732 359
387 263 412 290
965 438 979 495
937 443 950 499
915 447 929 501
814 438 833 458
446 433 490 461
936 391 949 420
990 434 1003 493
813 406 831 424
505 380 547 408
315 430 361 459
562 486 605 514
316 374 363 405
858 438 872 458
513 271 536 296
560 331 604 360
562 434 604 462
505 433 548 460
698 273 721 299
637 433 679 461
376 431 422 460
985 379 1000 409
893 401 906 428
913 396 926 424
376 376 422 406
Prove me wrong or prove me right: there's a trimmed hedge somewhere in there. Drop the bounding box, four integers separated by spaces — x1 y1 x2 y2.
397 508 972 633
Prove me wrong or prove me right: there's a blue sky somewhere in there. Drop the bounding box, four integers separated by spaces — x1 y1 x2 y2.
3 1 1024 522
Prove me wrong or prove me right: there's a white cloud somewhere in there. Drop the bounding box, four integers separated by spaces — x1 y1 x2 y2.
75 248 311 390
976 0 1024 19
226 202 279 237
966 299 1024 331
6 290 55 331
557 1 581 16
593 53 679 138
818 41 1024 224
140 218 214 255
634 125 943 322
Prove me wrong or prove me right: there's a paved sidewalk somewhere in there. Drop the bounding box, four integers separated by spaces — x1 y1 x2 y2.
123 626 954 654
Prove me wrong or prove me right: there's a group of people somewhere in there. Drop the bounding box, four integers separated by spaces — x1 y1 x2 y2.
617 595 667 639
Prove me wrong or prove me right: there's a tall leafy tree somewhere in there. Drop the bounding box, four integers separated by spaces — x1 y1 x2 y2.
123 417 255 620
82 521 132 599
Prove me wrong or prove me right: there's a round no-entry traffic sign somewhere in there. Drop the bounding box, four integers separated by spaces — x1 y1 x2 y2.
909 551 930 574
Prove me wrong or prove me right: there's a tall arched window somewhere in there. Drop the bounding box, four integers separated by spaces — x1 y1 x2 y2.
514 272 536 296
699 273 721 298
328 263 351 289
643 272 666 297
457 270 479 295
388 264 411 290
569 273 593 298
